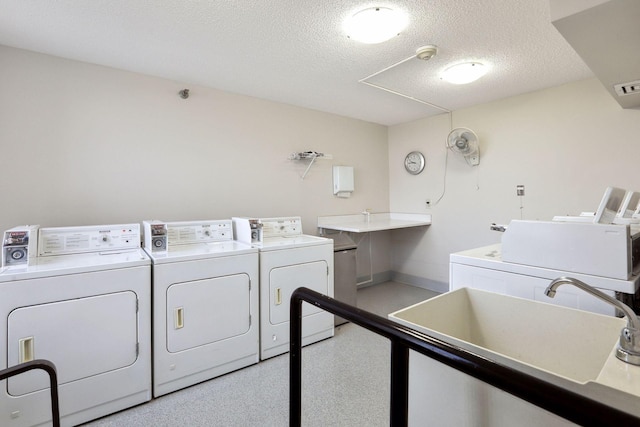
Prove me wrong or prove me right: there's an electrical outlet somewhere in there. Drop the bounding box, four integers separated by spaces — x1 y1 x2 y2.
517 185 525 196
614 80 640 97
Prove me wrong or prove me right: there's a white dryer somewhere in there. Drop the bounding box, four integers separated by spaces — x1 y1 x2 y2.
0 224 151 427
233 216 334 360
142 220 259 397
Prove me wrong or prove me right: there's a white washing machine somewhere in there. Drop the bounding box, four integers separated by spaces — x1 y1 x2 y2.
0 224 151 427
233 216 334 360
142 220 259 397
449 243 631 316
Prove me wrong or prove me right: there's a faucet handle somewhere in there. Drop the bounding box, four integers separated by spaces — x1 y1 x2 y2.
618 327 640 365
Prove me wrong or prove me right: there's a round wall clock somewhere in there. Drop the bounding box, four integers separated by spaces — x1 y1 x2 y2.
404 151 425 175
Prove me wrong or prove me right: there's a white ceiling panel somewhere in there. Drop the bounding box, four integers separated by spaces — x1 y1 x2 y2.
0 0 595 125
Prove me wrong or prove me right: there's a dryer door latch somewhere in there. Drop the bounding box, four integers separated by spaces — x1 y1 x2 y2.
174 307 184 329
18 336 35 363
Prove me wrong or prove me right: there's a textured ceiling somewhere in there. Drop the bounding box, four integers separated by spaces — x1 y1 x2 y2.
0 0 594 125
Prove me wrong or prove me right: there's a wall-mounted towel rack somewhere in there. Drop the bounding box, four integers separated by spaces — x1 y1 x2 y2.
288 151 333 179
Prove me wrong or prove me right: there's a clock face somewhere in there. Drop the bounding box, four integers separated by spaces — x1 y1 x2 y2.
404 151 425 175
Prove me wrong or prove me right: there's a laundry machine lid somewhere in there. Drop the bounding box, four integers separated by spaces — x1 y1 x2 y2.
0 249 150 282
145 240 258 264
256 234 332 251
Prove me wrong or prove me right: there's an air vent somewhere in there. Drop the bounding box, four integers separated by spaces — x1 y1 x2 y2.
551 0 640 109
614 81 640 97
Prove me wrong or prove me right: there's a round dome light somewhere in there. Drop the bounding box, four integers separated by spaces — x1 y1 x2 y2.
441 62 488 84
345 7 408 44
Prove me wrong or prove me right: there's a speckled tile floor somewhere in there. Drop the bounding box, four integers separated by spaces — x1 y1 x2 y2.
82 282 438 427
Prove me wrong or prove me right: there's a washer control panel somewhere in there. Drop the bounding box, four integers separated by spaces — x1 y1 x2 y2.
38 224 141 256
261 217 302 238
166 220 233 246
232 216 303 245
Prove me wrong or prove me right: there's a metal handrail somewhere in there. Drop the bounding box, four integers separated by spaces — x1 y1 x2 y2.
289 287 640 427
0 359 61 427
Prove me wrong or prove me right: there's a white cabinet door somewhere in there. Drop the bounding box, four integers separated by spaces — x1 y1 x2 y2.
7 291 138 396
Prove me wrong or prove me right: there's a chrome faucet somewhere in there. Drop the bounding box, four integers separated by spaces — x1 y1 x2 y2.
545 277 640 365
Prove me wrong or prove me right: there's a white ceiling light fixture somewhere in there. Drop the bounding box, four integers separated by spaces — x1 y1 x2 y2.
345 7 408 44
441 62 488 84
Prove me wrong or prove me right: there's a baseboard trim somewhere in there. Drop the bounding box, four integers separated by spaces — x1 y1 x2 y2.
355 271 448 293
356 271 392 289
389 271 448 293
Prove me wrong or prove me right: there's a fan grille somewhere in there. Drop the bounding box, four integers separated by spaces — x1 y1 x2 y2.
446 127 480 166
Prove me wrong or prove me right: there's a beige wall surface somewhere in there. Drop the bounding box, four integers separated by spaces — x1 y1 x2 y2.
5 44 640 289
0 45 389 263
389 78 640 287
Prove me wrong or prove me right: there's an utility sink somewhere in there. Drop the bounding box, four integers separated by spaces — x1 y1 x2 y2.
389 287 625 383
389 288 640 425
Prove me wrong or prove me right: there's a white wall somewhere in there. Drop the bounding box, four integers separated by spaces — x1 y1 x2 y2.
389 78 640 289
6 45 639 289
0 45 391 275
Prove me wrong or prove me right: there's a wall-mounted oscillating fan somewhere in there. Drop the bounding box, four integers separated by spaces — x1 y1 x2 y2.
446 127 480 166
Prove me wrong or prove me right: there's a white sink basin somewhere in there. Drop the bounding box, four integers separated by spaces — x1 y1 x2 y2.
389 287 625 383
389 288 640 425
